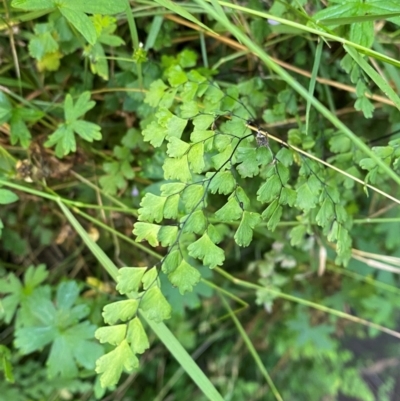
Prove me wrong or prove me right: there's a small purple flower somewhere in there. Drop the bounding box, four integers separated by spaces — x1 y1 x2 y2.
268 19 280 26
131 185 139 197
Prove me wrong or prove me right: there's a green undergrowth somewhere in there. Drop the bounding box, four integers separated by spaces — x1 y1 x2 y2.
1 0 400 400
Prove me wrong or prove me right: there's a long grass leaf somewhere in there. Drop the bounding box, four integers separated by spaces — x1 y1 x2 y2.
306 39 323 134
344 44 400 111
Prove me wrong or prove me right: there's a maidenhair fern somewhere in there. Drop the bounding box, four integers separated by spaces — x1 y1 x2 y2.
94 50 359 387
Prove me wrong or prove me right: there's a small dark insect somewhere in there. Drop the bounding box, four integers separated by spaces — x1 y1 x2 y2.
256 129 269 148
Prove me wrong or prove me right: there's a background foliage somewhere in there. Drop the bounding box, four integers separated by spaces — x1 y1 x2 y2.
1 0 400 400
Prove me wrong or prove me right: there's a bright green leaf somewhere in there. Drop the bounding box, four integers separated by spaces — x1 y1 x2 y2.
102 300 139 325
168 259 201 294
139 286 172 322
207 171 236 195
96 339 138 388
116 267 147 294
0 189 19 205
234 211 261 247
127 317 149 354
95 325 127 346
188 233 225 268
133 222 161 247
138 193 166 223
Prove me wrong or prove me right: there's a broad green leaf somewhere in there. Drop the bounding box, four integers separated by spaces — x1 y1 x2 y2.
127 317 149 354
187 233 225 268
234 211 261 247
47 322 103 378
10 114 31 148
116 267 147 294
257 174 281 203
11 0 54 10
139 286 172 322
23 264 48 289
44 124 76 157
56 281 79 310
168 259 201 294
63 0 126 15
72 120 102 142
28 23 59 60
0 93 12 123
64 91 96 122
58 8 96 45
207 171 236 195
15 325 57 354
133 222 161 247
102 299 139 324
0 189 19 204
95 325 127 346
96 339 138 388
138 193 166 223
214 196 243 222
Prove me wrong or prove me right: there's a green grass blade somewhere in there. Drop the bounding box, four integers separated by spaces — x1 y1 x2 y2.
56 200 225 401
220 295 284 401
153 0 217 34
216 1 400 68
306 39 323 135
344 44 400 111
